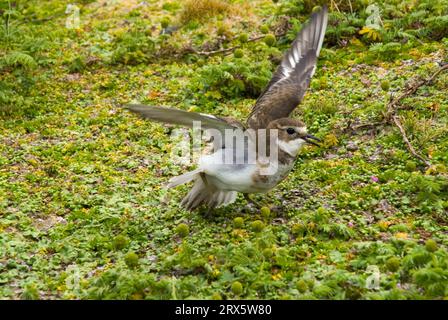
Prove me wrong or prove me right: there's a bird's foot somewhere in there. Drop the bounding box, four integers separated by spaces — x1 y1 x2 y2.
243 194 269 210
198 206 215 219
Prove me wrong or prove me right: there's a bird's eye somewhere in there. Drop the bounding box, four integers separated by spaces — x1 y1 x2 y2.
286 128 295 135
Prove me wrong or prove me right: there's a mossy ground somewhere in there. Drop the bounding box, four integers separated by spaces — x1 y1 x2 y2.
1 0 447 299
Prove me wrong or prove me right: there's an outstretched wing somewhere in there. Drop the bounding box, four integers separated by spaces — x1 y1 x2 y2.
125 104 246 150
247 6 328 129
125 104 242 132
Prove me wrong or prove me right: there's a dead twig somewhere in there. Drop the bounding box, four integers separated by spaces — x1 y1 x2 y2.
391 115 432 167
330 0 341 13
347 63 447 168
386 64 447 167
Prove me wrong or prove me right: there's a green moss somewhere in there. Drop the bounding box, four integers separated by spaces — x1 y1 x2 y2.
305 279 315 290
386 257 401 272
233 217 244 229
260 206 271 219
291 223 306 236
175 223 190 237
161 17 171 29
264 34 276 46
296 279 308 293
113 235 129 250
380 80 390 91
124 252 140 268
262 248 274 258
238 33 249 43
211 292 222 300
231 281 243 295
251 220 265 232
234 49 244 58
260 25 270 34
405 161 417 172
180 0 233 24
425 239 437 252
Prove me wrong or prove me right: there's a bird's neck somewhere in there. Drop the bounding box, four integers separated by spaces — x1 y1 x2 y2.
253 133 300 165
277 138 305 158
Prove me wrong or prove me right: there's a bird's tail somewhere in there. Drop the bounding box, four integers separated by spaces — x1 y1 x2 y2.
166 168 203 188
166 170 237 211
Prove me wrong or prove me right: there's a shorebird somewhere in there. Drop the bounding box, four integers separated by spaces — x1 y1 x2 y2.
125 6 328 211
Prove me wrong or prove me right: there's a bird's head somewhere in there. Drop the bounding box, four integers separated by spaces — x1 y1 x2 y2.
267 118 321 156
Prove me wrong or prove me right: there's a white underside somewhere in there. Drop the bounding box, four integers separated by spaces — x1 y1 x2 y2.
198 138 303 193
168 137 304 209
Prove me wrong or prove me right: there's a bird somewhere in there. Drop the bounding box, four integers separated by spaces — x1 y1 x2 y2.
125 6 328 211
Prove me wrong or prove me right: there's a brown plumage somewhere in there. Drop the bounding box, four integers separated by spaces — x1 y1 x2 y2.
247 6 328 129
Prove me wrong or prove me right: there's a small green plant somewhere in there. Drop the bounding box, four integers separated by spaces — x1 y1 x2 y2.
233 217 244 229
409 175 447 214
368 42 405 62
67 56 86 73
260 24 270 34
21 283 40 300
191 56 272 98
386 257 401 272
231 281 243 295
413 267 448 297
161 17 171 29
175 223 190 237
291 223 306 236
124 252 139 268
233 48 244 58
262 248 274 258
260 206 271 219
251 220 265 233
264 34 276 46
380 80 390 91
296 279 308 293
238 33 249 43
211 292 222 300
425 239 437 252
0 51 36 70
325 12 359 46
113 235 129 250
110 30 155 65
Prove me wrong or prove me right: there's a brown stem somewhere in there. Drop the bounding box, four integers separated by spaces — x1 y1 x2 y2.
348 64 447 168
386 64 447 167
391 115 431 167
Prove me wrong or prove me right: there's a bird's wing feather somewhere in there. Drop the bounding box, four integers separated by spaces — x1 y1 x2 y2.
247 6 328 129
124 104 246 151
125 104 242 132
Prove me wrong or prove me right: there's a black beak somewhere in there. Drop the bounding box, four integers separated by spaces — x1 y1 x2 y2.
303 134 321 147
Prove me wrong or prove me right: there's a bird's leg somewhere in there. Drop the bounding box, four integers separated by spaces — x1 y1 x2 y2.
198 205 214 219
244 193 265 209
204 206 214 218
